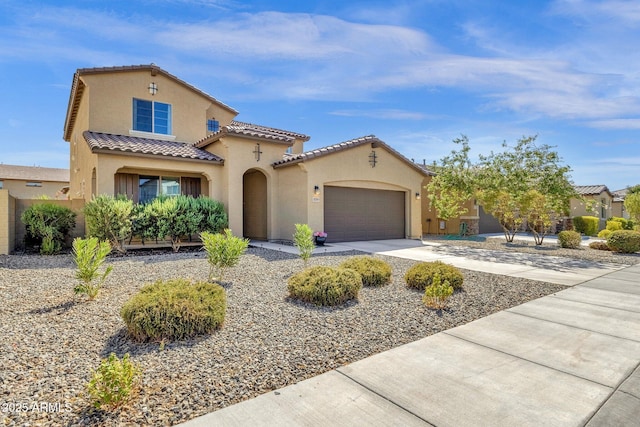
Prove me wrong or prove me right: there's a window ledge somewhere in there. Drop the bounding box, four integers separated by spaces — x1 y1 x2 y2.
129 130 177 141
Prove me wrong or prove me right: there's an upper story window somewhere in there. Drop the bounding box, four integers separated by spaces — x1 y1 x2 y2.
26 182 42 187
133 99 172 135
285 146 293 155
207 119 220 133
600 198 606 219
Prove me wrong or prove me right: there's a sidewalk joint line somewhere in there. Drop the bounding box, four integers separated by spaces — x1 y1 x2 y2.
335 369 436 426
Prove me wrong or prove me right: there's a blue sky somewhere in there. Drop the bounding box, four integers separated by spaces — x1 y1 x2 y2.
0 0 638 191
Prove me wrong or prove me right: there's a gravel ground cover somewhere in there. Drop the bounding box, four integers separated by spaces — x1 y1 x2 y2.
0 241 633 426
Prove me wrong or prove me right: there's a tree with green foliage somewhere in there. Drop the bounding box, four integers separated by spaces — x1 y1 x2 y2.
84 195 133 254
625 185 640 227
21 203 77 254
426 136 475 232
200 229 249 282
427 135 577 244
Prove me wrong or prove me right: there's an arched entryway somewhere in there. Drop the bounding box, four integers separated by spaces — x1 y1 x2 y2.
243 169 267 240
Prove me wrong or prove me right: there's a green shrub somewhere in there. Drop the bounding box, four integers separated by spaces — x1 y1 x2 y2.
121 279 226 342
607 230 640 253
84 195 133 253
557 230 582 249
200 229 249 282
404 261 463 291
572 216 599 236
293 224 315 266
339 256 391 287
194 196 228 233
288 266 362 306
21 203 76 254
73 237 113 300
606 220 622 232
87 353 141 410
597 229 612 239
589 241 611 251
422 273 454 309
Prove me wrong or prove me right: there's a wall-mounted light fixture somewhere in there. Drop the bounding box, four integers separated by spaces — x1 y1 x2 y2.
369 150 377 167
314 185 320 195
253 143 262 161
415 192 421 200
148 82 158 95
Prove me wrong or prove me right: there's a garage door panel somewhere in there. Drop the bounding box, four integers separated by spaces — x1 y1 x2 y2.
324 186 405 242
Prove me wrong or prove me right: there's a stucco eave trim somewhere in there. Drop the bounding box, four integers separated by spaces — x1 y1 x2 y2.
91 148 224 165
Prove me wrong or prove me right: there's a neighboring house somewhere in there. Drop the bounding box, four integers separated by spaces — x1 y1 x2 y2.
611 188 629 219
63 64 427 242
571 185 614 230
0 164 69 199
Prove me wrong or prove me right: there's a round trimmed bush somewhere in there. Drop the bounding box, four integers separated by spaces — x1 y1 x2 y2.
589 241 611 251
404 261 463 291
558 230 582 249
597 229 612 239
121 279 226 342
607 230 640 254
288 266 362 306
339 256 391 287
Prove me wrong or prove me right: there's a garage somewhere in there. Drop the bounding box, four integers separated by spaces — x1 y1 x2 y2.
324 186 405 242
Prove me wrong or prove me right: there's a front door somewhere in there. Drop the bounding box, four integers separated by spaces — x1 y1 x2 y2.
243 169 267 240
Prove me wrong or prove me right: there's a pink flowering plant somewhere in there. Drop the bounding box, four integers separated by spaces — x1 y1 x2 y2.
313 231 328 237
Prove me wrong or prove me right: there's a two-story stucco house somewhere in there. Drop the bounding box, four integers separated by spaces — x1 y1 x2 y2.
63 64 427 242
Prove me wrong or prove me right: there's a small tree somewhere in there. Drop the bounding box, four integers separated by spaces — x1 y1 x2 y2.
200 229 249 282
625 185 640 227
87 353 141 410
426 136 475 232
293 223 315 265
73 237 113 300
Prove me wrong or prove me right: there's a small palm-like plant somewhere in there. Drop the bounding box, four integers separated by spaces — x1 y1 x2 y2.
422 273 454 310
201 229 249 282
294 223 315 266
73 237 113 300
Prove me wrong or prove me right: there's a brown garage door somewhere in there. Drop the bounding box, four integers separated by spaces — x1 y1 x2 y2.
324 186 405 242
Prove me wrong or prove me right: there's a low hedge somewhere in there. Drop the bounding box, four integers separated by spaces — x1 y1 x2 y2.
339 256 391 287
287 266 362 306
607 230 640 254
404 261 463 291
121 279 226 342
572 216 599 236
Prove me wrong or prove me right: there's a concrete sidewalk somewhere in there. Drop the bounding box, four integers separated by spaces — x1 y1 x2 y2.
178 265 640 427
180 262 640 427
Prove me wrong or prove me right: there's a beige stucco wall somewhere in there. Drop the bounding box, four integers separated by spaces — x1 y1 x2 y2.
81 70 235 142
0 190 15 254
0 179 68 200
570 193 613 230
274 143 425 241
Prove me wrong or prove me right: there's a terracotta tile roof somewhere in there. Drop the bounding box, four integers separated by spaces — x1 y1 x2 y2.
84 131 224 163
64 64 238 141
0 164 70 182
195 120 310 147
574 185 611 196
271 135 433 176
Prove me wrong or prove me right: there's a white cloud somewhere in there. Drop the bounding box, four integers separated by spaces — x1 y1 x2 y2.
588 119 640 129
330 109 437 120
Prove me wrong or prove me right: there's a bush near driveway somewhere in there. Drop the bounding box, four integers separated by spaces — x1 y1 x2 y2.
288 266 362 306
607 230 640 254
558 230 582 249
404 261 463 291
339 256 392 287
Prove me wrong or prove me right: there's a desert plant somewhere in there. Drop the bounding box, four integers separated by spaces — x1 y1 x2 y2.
293 223 315 265
287 266 362 306
422 273 454 309
87 353 141 410
589 241 611 251
572 216 599 236
557 230 582 249
73 237 113 300
597 229 612 239
121 279 226 342
84 195 133 253
21 202 76 254
404 261 463 291
607 230 640 253
339 256 391 287
200 229 249 282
